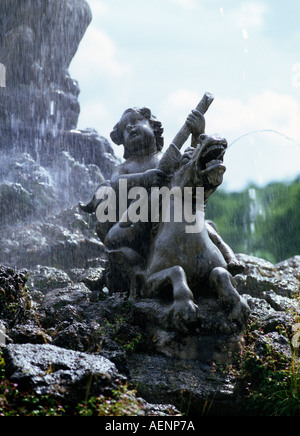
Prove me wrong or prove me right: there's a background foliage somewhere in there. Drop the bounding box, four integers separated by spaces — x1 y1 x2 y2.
206 177 300 263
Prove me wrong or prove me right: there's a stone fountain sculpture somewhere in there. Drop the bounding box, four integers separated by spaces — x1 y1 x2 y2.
0 1 298 417
0 0 117 178
0 0 91 131
0 0 298 417
0 0 119 268
0 0 250 362
81 94 250 360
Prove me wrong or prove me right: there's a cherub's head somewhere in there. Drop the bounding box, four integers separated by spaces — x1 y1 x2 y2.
110 107 164 159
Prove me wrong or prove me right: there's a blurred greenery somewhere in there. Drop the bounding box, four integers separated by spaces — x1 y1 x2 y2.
206 177 300 264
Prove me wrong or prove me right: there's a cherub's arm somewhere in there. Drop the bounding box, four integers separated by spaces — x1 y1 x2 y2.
111 167 167 190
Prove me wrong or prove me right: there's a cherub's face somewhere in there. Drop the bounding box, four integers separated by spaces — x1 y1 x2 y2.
119 111 156 155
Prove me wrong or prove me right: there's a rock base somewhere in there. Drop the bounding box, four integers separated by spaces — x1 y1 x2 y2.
131 298 245 363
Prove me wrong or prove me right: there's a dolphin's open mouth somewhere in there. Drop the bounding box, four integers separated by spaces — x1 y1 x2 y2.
199 139 227 170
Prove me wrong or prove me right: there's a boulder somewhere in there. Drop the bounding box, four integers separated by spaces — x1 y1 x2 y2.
235 253 300 298
0 265 31 328
3 343 125 404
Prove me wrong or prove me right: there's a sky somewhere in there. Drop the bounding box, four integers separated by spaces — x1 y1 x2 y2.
69 0 300 191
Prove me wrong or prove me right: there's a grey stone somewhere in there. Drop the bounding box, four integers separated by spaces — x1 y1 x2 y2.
235 253 300 298
3 343 125 402
127 353 241 416
0 0 118 272
0 0 92 130
0 206 105 269
41 283 91 311
28 265 72 294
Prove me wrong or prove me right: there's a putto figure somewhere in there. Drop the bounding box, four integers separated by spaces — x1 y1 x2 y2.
80 94 249 332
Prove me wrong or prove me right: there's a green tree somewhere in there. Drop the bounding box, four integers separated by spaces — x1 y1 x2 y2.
206 178 300 263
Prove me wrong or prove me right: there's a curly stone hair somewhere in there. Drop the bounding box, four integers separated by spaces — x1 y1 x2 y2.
110 107 164 159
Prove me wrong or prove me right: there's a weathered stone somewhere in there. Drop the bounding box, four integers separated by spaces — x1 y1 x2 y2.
3 343 125 403
264 289 300 313
0 0 92 130
40 283 91 311
0 207 105 269
52 321 100 352
8 322 52 345
0 153 57 219
275 255 300 277
127 353 241 416
0 182 33 225
0 265 31 327
131 297 245 362
235 253 300 298
1 251 299 416
244 295 295 334
28 265 72 294
0 0 118 272
71 266 106 292
248 331 293 362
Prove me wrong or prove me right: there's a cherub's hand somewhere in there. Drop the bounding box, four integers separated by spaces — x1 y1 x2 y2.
185 110 205 137
144 169 168 187
181 147 195 164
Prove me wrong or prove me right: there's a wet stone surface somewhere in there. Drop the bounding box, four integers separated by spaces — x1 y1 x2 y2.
0 254 299 415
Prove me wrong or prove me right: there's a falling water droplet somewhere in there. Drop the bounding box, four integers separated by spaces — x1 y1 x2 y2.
0 63 6 88
242 28 248 40
50 100 55 116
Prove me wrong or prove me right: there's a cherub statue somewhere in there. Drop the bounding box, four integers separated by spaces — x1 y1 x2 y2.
80 104 244 294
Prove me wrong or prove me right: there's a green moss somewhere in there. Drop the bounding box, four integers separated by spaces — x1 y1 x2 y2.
240 328 300 416
76 383 144 416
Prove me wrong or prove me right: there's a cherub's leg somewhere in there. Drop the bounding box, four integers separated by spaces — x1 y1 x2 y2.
209 267 250 324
